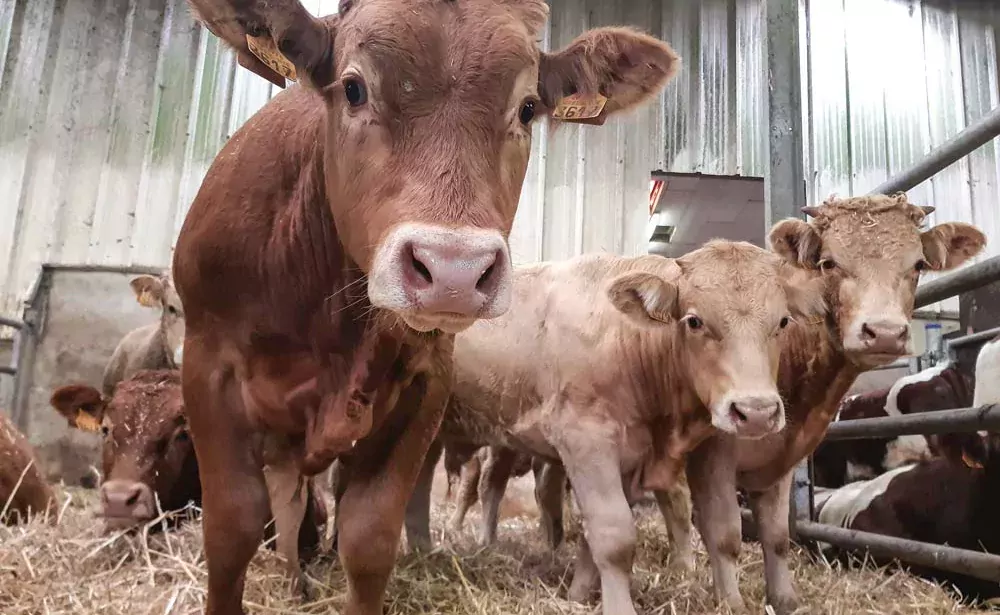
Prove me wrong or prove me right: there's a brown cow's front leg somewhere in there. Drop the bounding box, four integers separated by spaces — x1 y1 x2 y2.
404 436 442 552
749 472 798 614
184 357 270 615
448 451 482 533
532 459 566 550
262 459 310 598
337 375 447 615
478 446 517 545
687 437 745 611
555 418 638 615
653 473 695 572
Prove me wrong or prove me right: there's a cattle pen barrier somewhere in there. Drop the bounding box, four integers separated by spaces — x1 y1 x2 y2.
784 104 1000 586
0 315 33 425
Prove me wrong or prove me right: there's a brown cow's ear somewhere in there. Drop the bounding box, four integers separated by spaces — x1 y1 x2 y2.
768 219 822 269
539 27 679 124
607 272 679 326
920 222 986 271
130 275 165 308
49 385 107 433
186 0 336 89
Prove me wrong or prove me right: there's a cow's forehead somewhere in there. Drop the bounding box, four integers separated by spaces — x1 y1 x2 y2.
678 246 790 321
338 0 540 84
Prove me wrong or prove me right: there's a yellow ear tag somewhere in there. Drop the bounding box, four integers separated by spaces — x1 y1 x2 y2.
246 34 298 82
74 411 102 433
552 93 608 125
962 451 984 469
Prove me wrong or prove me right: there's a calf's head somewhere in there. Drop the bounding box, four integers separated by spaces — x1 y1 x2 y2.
770 194 985 368
188 0 679 333
607 241 826 438
49 370 198 531
130 273 185 366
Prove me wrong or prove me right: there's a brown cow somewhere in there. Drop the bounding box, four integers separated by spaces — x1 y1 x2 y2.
812 360 973 488
102 272 185 396
49 370 327 593
0 410 56 524
174 1 680 613
647 195 986 614
409 240 827 615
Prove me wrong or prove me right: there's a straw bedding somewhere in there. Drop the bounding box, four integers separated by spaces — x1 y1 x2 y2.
0 471 989 615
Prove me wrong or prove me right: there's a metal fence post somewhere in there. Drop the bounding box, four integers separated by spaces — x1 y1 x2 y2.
765 0 808 536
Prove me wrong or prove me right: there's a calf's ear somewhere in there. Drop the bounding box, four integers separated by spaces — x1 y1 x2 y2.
768 219 822 269
921 222 986 271
607 272 679 326
130 275 165 308
540 27 679 123
187 0 336 89
49 385 107 433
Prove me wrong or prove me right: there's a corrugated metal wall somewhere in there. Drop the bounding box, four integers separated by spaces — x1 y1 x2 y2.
2 0 999 321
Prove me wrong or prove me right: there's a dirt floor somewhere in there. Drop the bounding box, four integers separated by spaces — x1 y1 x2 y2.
0 462 990 614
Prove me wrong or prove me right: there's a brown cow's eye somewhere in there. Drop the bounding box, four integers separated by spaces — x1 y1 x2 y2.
343 78 367 107
915 260 928 272
779 316 790 329
100 425 110 438
167 305 178 316
519 100 536 125
176 430 190 443
686 316 703 331
819 259 837 271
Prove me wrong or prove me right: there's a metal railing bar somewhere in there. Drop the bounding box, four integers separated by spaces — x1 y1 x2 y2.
824 405 1000 440
947 326 1000 350
870 105 1000 196
0 317 25 330
914 255 1000 309
795 520 1000 583
0 366 15 376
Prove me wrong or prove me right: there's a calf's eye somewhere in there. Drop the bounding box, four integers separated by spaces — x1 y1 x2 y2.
519 100 536 125
914 260 928 272
779 316 790 329
686 316 703 331
343 78 367 107
819 260 837 271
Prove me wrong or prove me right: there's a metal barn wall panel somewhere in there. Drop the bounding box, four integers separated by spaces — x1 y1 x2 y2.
802 0 1000 314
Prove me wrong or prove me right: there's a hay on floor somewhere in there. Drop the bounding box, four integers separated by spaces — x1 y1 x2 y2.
0 483 987 615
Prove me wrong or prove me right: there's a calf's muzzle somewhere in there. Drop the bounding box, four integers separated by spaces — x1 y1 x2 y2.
100 479 155 529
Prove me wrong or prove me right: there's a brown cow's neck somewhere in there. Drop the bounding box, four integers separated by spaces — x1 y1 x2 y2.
616 326 699 423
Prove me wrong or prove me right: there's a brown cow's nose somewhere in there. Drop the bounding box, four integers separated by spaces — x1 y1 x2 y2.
729 395 783 438
860 320 909 354
401 235 508 316
100 480 155 526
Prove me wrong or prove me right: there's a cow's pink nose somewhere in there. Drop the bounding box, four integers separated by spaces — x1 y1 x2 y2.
399 236 508 316
860 320 909 354
100 479 155 524
729 395 783 438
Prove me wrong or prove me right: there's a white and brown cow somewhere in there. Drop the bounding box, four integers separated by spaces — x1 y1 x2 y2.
411 240 828 615
814 430 1000 606
647 195 985 614
812 359 973 488
101 272 185 396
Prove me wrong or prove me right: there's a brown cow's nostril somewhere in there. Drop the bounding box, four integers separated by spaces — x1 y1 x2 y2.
477 262 496 291
898 324 910 341
410 251 433 285
861 323 877 340
125 491 139 507
730 403 747 423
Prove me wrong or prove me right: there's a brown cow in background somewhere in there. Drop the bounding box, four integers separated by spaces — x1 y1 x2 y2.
101 272 186 396
0 410 56 525
174 0 680 613
49 370 327 594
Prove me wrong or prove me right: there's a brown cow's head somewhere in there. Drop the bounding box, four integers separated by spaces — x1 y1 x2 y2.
130 273 186 367
49 370 199 531
187 0 679 333
769 194 986 369
607 241 826 438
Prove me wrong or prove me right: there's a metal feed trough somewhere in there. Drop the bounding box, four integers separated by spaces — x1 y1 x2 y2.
760 0 1000 589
